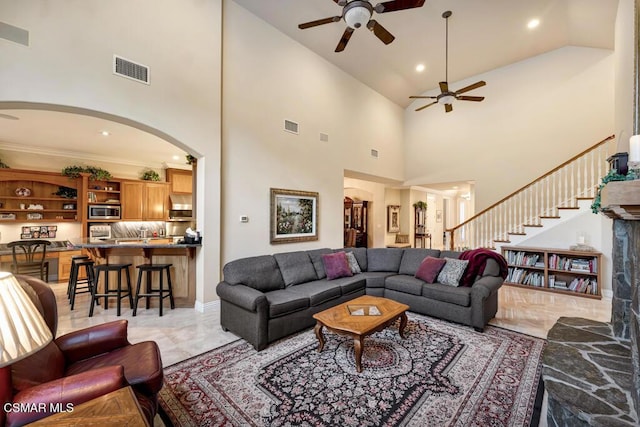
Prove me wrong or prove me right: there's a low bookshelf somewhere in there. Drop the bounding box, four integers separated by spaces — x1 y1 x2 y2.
501 245 602 300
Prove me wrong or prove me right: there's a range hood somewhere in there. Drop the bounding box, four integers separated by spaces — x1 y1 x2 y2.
169 194 193 211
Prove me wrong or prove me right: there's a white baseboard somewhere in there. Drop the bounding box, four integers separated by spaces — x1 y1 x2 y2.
194 299 220 313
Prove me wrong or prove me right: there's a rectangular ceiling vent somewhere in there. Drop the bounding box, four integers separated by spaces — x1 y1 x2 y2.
319 133 329 142
113 55 150 85
284 119 299 134
370 149 379 158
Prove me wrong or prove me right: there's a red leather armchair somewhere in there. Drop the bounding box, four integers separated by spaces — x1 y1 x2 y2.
3 275 163 426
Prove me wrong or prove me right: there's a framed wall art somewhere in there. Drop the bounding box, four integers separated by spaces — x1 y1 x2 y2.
270 188 318 244
387 205 400 233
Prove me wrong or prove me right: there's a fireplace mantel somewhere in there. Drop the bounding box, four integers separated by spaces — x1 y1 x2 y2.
600 180 640 220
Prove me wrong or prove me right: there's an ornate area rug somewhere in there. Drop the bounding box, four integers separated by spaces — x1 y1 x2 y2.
158 313 545 426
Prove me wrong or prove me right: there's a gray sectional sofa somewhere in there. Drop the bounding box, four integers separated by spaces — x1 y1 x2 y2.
216 247 505 351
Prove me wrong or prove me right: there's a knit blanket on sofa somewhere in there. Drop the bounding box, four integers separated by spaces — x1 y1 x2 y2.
459 248 508 287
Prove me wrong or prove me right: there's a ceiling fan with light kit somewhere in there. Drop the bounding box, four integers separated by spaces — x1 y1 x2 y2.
410 11 486 113
298 0 426 52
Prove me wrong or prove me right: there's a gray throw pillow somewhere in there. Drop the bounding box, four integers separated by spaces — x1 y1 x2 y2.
437 258 469 287
345 252 362 274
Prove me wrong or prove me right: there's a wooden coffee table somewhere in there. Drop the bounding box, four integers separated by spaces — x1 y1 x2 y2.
313 295 409 373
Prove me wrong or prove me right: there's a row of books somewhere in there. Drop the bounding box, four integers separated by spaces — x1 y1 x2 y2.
549 275 598 295
507 268 544 286
548 254 597 273
504 251 544 267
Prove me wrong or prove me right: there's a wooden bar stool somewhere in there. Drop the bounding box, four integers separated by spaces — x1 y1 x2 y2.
90 263 133 317
133 264 175 317
67 255 90 299
69 259 97 310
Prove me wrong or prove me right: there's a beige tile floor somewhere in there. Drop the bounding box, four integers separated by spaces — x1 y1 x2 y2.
54 281 612 426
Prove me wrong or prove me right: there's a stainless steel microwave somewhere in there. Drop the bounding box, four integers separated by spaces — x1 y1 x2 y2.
88 205 121 220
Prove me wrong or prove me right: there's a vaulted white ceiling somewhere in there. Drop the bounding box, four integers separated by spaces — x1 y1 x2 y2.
0 0 618 169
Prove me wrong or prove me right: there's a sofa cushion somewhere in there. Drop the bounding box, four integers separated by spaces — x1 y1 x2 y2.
287 281 342 306
385 275 424 296
367 248 403 272
422 283 471 307
322 252 353 280
439 250 461 259
307 248 333 279
415 256 447 283
274 252 318 287
437 258 469 287
264 289 310 318
398 249 441 275
345 252 362 274
223 255 284 292
338 247 367 271
315 275 365 295
361 271 396 288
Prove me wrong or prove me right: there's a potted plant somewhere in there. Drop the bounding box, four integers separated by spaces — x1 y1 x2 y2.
62 165 112 181
413 201 428 210
186 154 196 165
141 169 161 181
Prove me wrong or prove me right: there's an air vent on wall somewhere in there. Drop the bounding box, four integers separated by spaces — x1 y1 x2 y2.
319 133 329 142
113 55 150 84
284 119 299 134
370 149 379 158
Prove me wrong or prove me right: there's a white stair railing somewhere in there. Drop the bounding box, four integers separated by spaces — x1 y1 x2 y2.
448 135 617 250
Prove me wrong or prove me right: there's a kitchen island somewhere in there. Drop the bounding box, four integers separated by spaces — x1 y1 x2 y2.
69 238 201 308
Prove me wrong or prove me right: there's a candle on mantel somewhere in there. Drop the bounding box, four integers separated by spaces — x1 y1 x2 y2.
630 135 640 164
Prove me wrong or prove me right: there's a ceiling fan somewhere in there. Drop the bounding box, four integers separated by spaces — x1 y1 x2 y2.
298 0 426 53
410 10 486 113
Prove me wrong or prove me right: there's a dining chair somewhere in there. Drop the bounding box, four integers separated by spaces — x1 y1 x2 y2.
7 239 51 282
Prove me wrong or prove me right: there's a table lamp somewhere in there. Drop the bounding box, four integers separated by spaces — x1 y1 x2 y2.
0 271 53 422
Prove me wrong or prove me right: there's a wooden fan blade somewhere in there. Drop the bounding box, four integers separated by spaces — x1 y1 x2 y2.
299 16 342 29
439 81 449 93
335 27 355 52
455 80 486 95
374 0 426 13
415 101 437 112
458 96 484 102
445 103 453 113
366 20 395 45
409 95 437 99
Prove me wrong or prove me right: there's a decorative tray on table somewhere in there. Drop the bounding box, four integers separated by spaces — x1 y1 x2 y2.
347 304 381 316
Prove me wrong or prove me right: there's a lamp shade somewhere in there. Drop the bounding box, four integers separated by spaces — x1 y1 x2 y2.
0 272 52 367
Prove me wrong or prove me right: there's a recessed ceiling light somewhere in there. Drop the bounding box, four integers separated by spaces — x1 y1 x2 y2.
527 18 540 29
452 186 459 189
415 63 425 72
100 130 110 136
172 155 180 161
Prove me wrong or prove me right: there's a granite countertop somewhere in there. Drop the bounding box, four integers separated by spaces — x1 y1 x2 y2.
68 237 202 249
0 240 75 256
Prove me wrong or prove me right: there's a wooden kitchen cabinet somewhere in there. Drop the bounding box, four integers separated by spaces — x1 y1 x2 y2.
121 181 168 221
166 168 192 194
121 182 144 220
144 182 168 220
58 249 85 282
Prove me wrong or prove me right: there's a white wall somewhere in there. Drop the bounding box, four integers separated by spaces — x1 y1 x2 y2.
614 0 635 146
0 0 222 305
404 46 615 211
221 2 404 262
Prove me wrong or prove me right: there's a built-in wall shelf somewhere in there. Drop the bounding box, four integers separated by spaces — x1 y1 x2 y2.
502 245 602 300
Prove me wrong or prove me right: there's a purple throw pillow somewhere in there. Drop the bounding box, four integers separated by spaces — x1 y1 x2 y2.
415 256 447 283
322 252 353 280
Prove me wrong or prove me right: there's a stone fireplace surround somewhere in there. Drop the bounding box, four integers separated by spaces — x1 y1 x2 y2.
542 193 640 426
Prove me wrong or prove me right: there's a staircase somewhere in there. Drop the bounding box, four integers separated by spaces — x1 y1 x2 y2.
448 135 617 251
